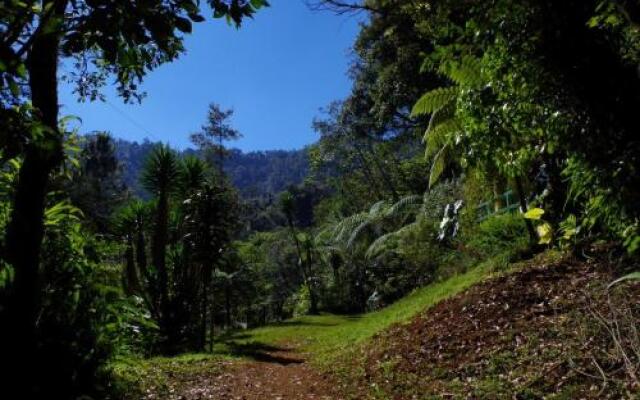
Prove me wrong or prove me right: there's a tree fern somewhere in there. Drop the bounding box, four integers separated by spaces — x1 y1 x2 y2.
385 195 422 217
412 55 484 188
425 118 461 157
411 86 458 117
332 212 369 243
369 200 389 215
429 145 449 189
346 201 390 248
425 100 456 142
347 219 373 249
439 56 483 87
365 221 422 259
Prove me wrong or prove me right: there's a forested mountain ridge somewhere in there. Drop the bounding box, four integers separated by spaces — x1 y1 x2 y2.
113 138 309 198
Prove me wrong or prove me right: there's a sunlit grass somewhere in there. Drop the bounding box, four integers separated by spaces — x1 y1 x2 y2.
218 257 505 364
110 250 563 398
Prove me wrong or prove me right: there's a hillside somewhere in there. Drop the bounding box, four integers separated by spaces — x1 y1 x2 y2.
353 253 639 399
110 250 640 399
113 138 309 198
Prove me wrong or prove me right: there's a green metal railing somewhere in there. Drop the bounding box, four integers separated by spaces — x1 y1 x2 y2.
477 190 520 221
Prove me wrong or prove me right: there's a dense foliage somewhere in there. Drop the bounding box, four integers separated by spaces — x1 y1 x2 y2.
1 0 640 398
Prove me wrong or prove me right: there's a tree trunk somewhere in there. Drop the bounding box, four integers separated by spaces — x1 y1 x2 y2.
514 176 537 244
124 235 141 295
2 2 65 393
543 156 566 227
152 191 171 349
304 243 319 315
136 223 149 281
225 284 231 329
209 299 216 352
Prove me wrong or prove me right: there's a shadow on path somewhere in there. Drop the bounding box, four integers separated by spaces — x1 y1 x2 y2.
225 340 304 365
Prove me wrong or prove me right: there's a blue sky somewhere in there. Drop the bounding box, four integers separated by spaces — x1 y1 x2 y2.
59 1 362 152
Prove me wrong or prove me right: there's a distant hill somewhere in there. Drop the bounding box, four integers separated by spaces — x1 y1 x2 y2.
224 148 309 198
113 138 309 198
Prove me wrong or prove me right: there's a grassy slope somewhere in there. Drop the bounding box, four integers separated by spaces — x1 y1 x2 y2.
218 255 519 366
110 252 541 397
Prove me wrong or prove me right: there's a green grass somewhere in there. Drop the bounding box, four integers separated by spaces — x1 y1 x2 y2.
218 257 505 365
106 353 232 399
109 250 553 397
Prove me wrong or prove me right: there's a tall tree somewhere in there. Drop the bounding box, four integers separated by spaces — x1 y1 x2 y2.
0 0 266 392
69 132 128 232
141 145 181 347
280 191 319 314
191 103 242 174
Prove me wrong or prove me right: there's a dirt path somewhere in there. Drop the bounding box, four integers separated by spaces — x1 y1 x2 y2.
157 344 344 400
217 347 341 400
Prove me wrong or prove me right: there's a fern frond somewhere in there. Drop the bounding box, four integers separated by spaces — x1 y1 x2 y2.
369 200 389 215
320 244 345 253
347 219 372 248
425 119 460 157
365 221 421 259
386 195 422 217
333 212 368 242
314 226 336 245
424 99 456 144
365 231 399 259
45 201 84 227
411 86 458 117
440 56 483 87
429 145 449 189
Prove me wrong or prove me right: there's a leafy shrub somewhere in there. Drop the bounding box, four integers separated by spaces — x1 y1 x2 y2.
466 213 529 258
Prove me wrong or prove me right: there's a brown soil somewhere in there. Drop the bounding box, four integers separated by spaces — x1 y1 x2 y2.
355 254 640 398
148 345 344 400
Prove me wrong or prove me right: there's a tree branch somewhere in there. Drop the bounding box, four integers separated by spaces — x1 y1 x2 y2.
306 0 384 16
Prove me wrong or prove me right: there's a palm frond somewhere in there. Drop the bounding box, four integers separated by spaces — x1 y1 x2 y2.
141 145 181 194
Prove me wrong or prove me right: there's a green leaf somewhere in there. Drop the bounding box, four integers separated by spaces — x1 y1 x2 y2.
175 16 192 33
16 63 27 78
424 118 460 157
189 13 206 23
251 0 269 8
536 222 553 244
428 145 447 188
524 207 545 220
411 87 458 117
